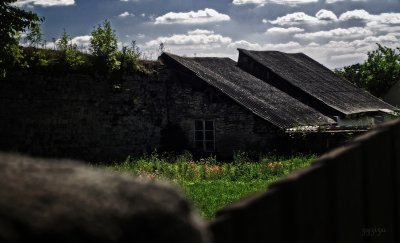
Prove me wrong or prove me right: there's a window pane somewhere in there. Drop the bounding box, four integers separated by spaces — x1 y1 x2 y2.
195 120 203 130
205 131 214 140
195 131 203 141
205 121 214 130
205 141 214 151
195 141 203 150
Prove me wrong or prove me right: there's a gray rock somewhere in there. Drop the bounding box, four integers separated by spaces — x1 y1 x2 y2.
0 153 209 243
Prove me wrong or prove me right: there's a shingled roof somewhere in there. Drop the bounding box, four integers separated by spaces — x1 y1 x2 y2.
238 49 397 116
161 53 335 130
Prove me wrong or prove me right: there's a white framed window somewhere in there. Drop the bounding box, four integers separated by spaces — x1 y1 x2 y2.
194 120 215 152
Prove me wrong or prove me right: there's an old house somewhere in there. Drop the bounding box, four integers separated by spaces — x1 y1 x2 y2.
160 53 334 157
237 49 397 128
160 50 398 157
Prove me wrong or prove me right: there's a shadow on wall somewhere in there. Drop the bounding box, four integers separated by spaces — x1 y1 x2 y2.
160 124 189 153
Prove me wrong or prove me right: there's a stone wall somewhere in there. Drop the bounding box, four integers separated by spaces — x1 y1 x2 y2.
0 66 168 162
0 64 287 162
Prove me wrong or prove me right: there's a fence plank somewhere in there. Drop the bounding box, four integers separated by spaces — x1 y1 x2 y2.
293 164 332 243
267 163 330 243
216 188 285 243
325 144 364 243
354 127 395 243
275 179 297 243
391 121 400 242
208 215 234 243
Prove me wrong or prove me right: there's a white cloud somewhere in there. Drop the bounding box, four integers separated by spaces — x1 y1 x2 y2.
365 12 400 32
377 13 400 25
14 0 74 7
71 35 91 46
330 53 366 61
270 12 318 25
326 0 367 3
229 40 302 51
329 53 368 67
339 9 373 21
228 40 263 50
336 10 400 36
154 8 231 25
232 0 317 6
268 0 318 5
297 34 399 68
269 11 336 26
145 29 232 48
294 27 373 40
316 9 338 21
266 27 304 34
351 34 398 46
338 10 400 27
232 0 266 6
268 9 400 27
264 41 302 50
118 11 134 18
70 35 91 51
188 29 215 35
307 42 320 47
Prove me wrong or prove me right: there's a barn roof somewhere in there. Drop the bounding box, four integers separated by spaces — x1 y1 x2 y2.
238 49 397 116
161 53 335 130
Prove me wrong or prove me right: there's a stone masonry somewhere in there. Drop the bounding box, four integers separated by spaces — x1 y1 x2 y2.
0 63 286 162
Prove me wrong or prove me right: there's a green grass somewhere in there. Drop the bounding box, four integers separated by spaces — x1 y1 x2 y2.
179 179 273 218
105 152 316 219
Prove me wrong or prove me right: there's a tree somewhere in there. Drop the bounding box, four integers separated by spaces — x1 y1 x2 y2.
56 29 86 71
0 0 42 77
57 29 70 51
335 44 400 97
118 41 144 72
90 20 120 72
26 23 43 48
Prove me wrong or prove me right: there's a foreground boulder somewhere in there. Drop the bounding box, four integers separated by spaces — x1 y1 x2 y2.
0 153 209 243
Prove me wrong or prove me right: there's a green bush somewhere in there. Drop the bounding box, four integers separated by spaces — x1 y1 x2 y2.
22 47 53 70
335 44 400 97
90 20 120 73
118 41 146 73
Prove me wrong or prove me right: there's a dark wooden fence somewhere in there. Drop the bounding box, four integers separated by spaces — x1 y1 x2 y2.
208 119 400 243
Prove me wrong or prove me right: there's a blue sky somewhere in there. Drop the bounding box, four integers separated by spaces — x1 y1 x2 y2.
15 0 400 68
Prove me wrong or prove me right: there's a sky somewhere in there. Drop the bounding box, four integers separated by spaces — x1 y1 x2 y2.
15 0 400 69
